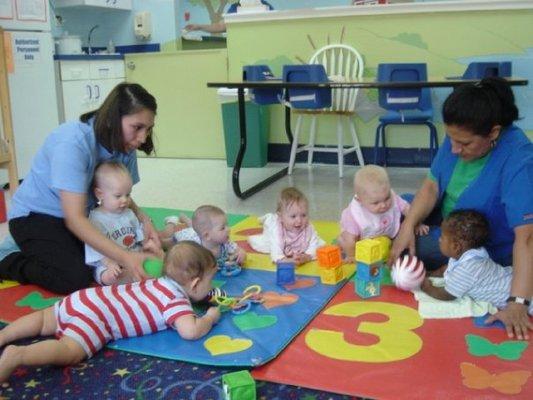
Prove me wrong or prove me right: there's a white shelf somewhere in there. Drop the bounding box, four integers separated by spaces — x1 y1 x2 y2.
54 0 132 11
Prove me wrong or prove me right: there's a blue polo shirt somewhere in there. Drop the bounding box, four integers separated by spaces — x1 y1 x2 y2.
227 1 274 13
9 118 139 220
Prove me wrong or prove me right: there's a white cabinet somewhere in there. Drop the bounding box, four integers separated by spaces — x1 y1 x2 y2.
56 58 125 122
55 0 132 10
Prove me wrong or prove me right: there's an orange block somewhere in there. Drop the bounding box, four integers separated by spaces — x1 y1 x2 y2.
317 245 342 268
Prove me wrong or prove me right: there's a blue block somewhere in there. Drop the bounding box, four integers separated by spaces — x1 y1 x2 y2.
355 277 381 298
276 262 295 285
356 262 383 280
282 64 331 109
243 65 282 105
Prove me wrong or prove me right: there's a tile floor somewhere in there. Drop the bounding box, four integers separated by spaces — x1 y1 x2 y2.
0 159 428 239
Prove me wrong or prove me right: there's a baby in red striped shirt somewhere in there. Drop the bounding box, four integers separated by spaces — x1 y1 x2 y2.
0 241 221 383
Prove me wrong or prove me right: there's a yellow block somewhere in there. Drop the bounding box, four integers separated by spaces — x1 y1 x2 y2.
355 238 382 264
320 265 344 285
373 236 392 262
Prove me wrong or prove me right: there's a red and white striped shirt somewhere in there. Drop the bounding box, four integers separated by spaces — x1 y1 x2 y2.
54 277 193 357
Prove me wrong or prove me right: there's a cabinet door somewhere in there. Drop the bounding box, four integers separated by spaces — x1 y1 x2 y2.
62 81 94 122
90 78 124 109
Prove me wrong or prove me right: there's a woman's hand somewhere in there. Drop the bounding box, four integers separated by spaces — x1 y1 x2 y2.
485 303 532 340
121 251 150 282
142 218 162 250
388 223 416 266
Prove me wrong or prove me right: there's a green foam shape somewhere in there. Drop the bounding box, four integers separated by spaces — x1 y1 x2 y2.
466 334 528 361
16 292 62 310
232 312 277 331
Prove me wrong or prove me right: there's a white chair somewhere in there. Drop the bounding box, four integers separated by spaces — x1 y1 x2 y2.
288 44 365 178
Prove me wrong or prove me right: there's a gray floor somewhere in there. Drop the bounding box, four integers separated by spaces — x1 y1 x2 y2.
0 159 428 239
130 158 428 220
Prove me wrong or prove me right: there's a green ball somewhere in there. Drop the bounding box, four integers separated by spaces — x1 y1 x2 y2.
144 258 164 278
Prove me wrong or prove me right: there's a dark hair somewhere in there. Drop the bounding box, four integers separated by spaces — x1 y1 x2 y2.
442 77 518 136
80 83 157 155
443 209 490 250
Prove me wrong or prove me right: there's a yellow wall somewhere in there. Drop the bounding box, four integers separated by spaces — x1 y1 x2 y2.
126 49 228 158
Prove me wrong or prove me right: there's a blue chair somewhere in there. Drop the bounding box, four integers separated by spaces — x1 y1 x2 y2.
243 65 282 105
462 61 512 79
374 63 438 166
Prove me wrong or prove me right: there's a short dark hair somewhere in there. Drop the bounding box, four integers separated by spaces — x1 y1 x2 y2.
442 77 518 137
443 209 490 250
80 83 157 155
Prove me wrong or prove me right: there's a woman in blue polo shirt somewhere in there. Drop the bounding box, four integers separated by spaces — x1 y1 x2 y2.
390 77 532 340
0 83 159 294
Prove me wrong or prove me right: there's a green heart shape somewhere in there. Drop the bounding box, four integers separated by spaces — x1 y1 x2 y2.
16 291 62 310
232 312 277 331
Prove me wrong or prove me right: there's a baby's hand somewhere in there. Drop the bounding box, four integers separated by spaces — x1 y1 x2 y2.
235 247 247 265
420 277 433 293
206 306 221 325
293 253 311 266
415 224 430 236
101 259 123 285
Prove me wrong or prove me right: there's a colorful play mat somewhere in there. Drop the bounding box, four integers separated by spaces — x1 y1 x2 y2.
1 208 531 399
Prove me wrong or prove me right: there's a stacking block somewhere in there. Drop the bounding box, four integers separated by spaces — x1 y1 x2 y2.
282 64 331 109
317 245 342 268
222 370 256 400
243 65 282 105
276 262 296 285
356 262 382 281
355 238 382 264
320 265 344 285
373 236 392 262
355 276 381 298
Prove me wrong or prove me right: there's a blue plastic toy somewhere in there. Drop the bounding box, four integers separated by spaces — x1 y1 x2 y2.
276 261 296 285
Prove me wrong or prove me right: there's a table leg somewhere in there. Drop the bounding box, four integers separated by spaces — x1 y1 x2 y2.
231 91 292 199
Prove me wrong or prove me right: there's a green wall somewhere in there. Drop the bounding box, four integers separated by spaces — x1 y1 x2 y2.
226 9 533 148
126 49 228 158
127 8 533 159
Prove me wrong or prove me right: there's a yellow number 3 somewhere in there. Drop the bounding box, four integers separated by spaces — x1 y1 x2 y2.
306 301 423 362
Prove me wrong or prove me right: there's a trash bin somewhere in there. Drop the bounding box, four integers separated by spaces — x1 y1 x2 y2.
218 88 269 168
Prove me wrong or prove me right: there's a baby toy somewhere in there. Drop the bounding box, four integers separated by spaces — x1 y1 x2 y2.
276 261 296 285
316 245 344 285
220 261 242 277
391 255 425 291
222 370 256 400
211 285 263 315
143 258 164 278
354 238 390 298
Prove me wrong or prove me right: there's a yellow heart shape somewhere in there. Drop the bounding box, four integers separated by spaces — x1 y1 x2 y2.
204 335 253 356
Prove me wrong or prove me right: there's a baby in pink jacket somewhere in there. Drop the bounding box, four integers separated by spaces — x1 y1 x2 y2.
338 165 428 262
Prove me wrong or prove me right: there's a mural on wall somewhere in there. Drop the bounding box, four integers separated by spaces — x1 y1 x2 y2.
187 0 231 25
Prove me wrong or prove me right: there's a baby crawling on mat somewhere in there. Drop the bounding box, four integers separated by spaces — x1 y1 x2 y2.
159 205 247 270
0 241 220 383
421 209 533 317
248 187 325 265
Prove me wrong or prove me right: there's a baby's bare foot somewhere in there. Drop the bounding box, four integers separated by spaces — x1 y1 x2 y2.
0 345 22 383
101 269 120 285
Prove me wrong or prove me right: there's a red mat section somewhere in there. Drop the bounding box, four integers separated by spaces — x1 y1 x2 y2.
253 283 533 399
0 283 63 323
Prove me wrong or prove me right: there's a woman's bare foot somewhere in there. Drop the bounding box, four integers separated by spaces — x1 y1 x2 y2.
0 345 22 383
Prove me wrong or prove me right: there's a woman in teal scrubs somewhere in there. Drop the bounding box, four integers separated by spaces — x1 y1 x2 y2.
390 77 532 339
